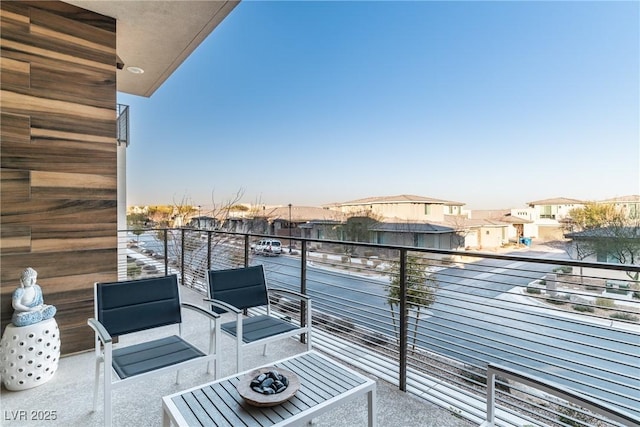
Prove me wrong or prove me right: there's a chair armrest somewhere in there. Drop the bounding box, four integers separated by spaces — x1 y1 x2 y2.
87 318 112 344
268 288 310 301
203 298 242 314
182 302 220 320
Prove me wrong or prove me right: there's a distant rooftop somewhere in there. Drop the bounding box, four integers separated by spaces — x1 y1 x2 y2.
527 197 585 206
335 194 465 206
260 205 346 222
598 195 640 203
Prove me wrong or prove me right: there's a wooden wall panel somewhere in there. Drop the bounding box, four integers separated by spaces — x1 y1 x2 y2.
0 169 30 201
0 113 31 145
0 225 31 253
0 2 30 34
0 57 30 88
30 63 116 109
2 141 116 173
1 200 117 225
0 1 118 355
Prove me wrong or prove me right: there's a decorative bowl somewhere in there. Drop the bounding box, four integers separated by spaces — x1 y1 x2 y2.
236 367 300 407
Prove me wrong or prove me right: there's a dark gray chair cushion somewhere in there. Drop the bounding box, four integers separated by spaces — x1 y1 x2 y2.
97 275 181 336
112 335 204 379
221 315 297 343
207 265 269 311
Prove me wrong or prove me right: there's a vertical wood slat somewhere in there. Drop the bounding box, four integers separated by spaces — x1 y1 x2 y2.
0 1 118 355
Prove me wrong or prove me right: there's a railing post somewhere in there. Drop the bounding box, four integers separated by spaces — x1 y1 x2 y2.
399 248 408 392
244 235 250 267
207 231 212 271
485 366 496 426
163 229 168 276
300 240 308 344
180 228 186 287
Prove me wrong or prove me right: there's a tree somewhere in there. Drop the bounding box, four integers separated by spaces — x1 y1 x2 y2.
127 212 148 242
566 203 618 232
565 203 640 282
385 254 437 352
340 210 383 243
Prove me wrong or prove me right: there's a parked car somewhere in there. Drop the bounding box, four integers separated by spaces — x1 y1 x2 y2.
251 239 283 256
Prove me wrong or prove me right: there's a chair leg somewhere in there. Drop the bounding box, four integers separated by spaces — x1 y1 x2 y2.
102 341 113 426
207 318 215 375
104 370 111 427
237 344 243 372
236 315 243 372
93 359 101 411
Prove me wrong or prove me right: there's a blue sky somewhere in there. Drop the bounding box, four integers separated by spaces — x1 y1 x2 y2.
119 1 639 210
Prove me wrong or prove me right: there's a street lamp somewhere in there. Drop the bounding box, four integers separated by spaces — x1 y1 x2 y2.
288 203 292 253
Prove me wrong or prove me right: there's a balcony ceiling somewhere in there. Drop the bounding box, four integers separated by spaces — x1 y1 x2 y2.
65 0 240 97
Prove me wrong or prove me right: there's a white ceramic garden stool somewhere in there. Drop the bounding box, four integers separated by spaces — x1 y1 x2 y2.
0 317 60 390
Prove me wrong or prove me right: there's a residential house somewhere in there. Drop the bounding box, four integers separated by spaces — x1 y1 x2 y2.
565 227 640 282
598 195 640 219
327 195 465 250
465 210 533 248
514 197 585 240
236 205 346 243
510 195 640 243
188 216 219 230
369 221 461 249
329 194 465 222
0 1 239 354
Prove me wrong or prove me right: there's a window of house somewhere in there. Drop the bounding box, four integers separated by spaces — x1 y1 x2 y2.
541 205 555 219
425 234 435 248
424 204 431 215
596 251 622 264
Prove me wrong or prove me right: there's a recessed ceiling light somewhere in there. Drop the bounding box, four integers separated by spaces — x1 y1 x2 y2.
126 66 144 74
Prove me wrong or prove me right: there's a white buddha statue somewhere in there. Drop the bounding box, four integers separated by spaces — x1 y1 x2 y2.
11 267 56 327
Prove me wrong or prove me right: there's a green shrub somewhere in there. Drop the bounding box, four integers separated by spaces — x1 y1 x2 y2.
610 312 639 322
606 288 630 295
553 266 573 274
633 291 640 300
526 287 541 294
127 263 141 279
585 285 600 291
557 405 595 427
572 304 594 313
595 297 615 308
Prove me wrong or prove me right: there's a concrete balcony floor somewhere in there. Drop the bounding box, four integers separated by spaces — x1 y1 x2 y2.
1 287 474 427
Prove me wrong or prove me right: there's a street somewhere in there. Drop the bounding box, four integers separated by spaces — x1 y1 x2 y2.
258 254 640 419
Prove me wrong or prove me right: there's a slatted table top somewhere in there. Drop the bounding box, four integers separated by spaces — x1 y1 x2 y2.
162 351 376 426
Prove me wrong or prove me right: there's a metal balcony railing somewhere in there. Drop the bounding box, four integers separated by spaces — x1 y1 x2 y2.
117 103 129 146
119 228 640 427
